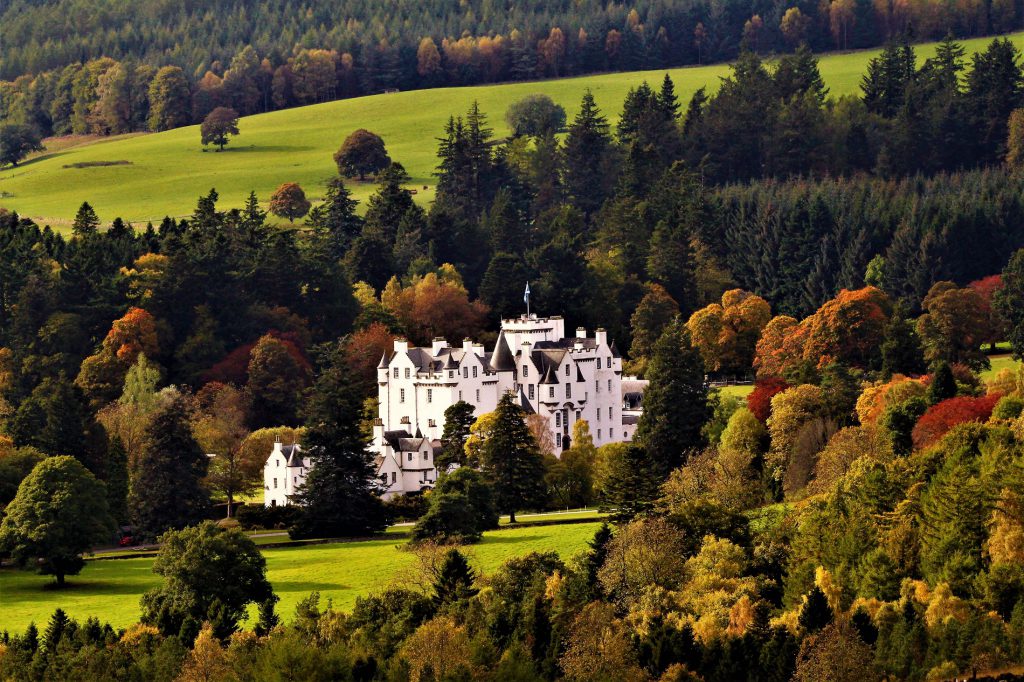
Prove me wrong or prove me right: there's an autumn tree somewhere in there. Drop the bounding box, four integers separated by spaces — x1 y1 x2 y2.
478 393 546 523
916 281 992 370
380 270 488 346
245 334 312 428
200 106 239 150
268 182 311 223
560 602 647 682
687 289 771 374
334 129 391 180
0 456 114 586
76 307 160 407
193 383 255 518
627 283 679 376
911 394 1001 449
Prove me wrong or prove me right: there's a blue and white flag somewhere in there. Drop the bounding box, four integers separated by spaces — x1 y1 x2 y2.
523 281 531 304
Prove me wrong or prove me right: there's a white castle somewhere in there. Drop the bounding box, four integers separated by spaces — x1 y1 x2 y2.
265 314 638 506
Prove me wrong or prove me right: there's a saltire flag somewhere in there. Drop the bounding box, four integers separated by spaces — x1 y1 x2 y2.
524 282 531 305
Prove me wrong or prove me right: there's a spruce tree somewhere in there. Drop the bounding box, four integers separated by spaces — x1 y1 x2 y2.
658 73 681 119
433 548 478 606
996 248 1024 360
306 178 363 260
129 395 210 540
438 400 475 470
290 342 388 539
798 585 833 633
880 307 926 377
563 90 612 215
635 319 710 478
928 361 957 404
71 202 100 237
479 393 547 523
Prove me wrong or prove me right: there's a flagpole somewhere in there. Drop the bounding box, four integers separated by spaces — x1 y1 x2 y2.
526 282 530 318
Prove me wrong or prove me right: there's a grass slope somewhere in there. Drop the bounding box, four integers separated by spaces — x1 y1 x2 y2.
4 32 1024 227
0 521 602 633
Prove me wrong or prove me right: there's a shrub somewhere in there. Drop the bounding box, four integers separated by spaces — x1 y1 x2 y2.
747 377 789 423
992 395 1024 421
236 504 300 530
383 492 429 522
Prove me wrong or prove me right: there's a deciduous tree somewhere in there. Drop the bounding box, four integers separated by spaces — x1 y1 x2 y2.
268 182 311 223
200 106 239 150
334 129 391 180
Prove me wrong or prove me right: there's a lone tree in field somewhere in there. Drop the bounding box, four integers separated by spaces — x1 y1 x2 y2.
268 182 311 223
505 94 566 137
200 106 240 151
479 393 547 523
334 129 391 180
140 521 274 642
0 456 115 587
0 123 43 168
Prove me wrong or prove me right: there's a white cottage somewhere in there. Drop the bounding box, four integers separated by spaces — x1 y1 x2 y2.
263 440 309 507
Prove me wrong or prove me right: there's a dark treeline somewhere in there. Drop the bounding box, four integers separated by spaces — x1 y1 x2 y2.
3 0 1024 138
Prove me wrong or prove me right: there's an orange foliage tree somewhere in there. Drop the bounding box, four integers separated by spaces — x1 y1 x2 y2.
686 289 771 374
911 394 1002 450
855 374 929 426
754 287 891 377
916 281 992 370
380 269 488 346
345 322 396 391
747 377 790 423
76 307 160 406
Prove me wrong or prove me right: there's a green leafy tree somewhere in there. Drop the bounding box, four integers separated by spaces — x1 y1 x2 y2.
147 65 191 131
412 491 480 543
438 400 475 470
0 456 115 586
479 393 547 523
596 443 660 520
290 342 388 539
268 182 311 223
246 334 311 428
140 521 274 642
334 129 391 180
505 93 566 137
129 394 210 540
200 106 240 150
0 123 43 167
635 319 710 478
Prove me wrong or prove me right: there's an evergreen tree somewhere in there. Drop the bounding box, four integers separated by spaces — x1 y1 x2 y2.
438 400 475 470
129 395 210 540
658 73 681 120
562 90 613 215
996 248 1024 360
965 38 1024 165
635 319 709 478
798 586 833 633
774 43 828 103
598 443 661 519
928 362 957 404
862 41 916 118
71 202 100 237
881 307 927 377
433 548 478 606
305 177 363 260
290 342 388 539
479 393 547 523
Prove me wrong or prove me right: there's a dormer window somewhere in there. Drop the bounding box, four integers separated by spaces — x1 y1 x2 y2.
472 366 478 378
405 368 411 379
424 451 430 460
549 386 555 398
393 367 399 378
449 371 454 378
566 384 572 399
564 365 570 377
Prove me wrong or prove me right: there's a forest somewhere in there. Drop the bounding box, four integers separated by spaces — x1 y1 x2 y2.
3 0 1024 138
8 37 1024 681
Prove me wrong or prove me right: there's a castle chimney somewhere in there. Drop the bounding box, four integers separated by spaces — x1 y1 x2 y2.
431 337 448 354
394 338 409 353
595 328 608 348
576 326 586 338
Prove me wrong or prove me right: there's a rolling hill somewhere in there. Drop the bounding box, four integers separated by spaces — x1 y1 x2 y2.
3 31 1023 228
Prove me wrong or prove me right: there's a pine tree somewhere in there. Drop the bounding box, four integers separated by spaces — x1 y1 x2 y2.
129 395 210 540
438 400 475 470
563 90 612 215
658 73 680 120
433 548 478 606
305 177 363 260
290 342 388 539
72 202 100 237
479 393 547 523
798 586 833 633
997 248 1024 360
43 609 71 652
928 362 957 404
635 319 709 478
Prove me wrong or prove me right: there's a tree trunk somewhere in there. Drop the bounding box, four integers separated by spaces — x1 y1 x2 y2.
227 492 234 518
509 510 517 524
56 573 65 587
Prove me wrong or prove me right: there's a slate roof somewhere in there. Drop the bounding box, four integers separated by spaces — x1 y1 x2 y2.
489 331 516 372
281 444 306 467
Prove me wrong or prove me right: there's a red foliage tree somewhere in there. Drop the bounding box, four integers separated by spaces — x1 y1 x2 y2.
204 330 309 385
747 377 790 423
911 394 1002 451
345 322 396 391
969 274 1006 348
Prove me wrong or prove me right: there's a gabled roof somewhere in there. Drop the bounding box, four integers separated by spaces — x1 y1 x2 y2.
609 340 621 358
377 351 393 369
540 361 559 384
281 444 305 467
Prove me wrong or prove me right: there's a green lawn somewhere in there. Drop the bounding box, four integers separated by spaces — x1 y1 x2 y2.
717 384 754 400
0 521 602 634
982 353 1022 383
3 32 1023 228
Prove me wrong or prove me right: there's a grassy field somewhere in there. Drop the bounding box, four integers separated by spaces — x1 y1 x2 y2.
0 521 602 634
3 32 1023 228
982 353 1022 382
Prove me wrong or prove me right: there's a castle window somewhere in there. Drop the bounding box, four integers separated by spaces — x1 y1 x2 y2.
549 386 555 398
449 371 454 378
528 385 535 400
523 365 528 377
400 388 405 403
476 389 480 402
276 459 280 467
392 472 397 483
610 428 614 438
424 452 430 460
576 410 581 421
472 366 478 378
565 365 570 377
598 429 602 439
408 453 413 461
459 390 463 400
597 409 601 421
427 389 433 403
597 358 602 369
607 379 612 391
595 380 599 393
273 478 278 489
393 367 399 378
556 433 562 447
609 406 613 419
463 367 468 378
293 476 297 484
556 412 561 427
566 384 572 399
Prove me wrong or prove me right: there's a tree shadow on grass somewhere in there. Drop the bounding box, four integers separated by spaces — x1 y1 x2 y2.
204 145 316 154
271 581 349 593
479 534 544 545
